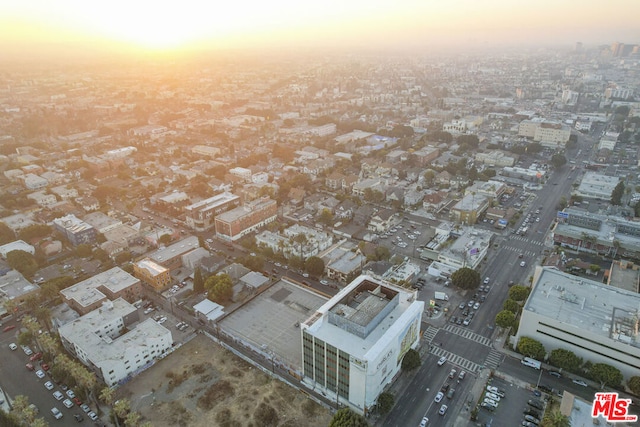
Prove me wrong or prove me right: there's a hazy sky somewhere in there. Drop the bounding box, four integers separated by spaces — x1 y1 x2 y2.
1 0 639 57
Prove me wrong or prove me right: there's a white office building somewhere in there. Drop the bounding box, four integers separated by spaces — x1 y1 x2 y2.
59 298 172 386
301 275 423 415
515 267 640 380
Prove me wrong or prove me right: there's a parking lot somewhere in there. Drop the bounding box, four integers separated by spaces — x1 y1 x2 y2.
475 376 546 427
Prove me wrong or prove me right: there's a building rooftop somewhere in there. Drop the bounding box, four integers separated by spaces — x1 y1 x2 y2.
303 275 423 360
0 269 39 302
61 267 139 308
185 192 239 212
135 259 168 276
526 267 640 349
148 236 199 264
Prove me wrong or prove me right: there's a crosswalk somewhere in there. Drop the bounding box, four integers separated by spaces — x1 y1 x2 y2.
443 324 493 347
500 246 538 257
422 325 439 344
484 349 503 370
429 346 482 374
503 235 545 245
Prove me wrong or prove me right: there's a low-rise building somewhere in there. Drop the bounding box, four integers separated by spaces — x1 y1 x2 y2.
58 299 172 386
83 212 123 234
450 194 490 224
184 192 240 232
147 236 200 271
53 214 97 246
573 172 620 200
215 197 277 242
60 267 142 315
0 240 35 258
133 258 171 291
515 267 640 381
301 275 423 414
437 228 492 270
0 270 40 319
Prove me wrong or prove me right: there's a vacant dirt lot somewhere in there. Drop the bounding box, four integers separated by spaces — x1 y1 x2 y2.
116 334 332 427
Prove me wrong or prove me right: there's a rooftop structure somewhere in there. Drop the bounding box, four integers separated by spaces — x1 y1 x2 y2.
184 192 240 232
574 172 620 200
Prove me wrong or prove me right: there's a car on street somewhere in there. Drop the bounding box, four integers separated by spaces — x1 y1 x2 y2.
446 388 455 399
437 356 447 366
520 261 526 267
483 277 490 284
572 379 588 387
448 368 457 379
438 404 448 415
434 392 444 403
473 302 480 310
419 417 429 427
44 381 54 390
9 342 17 350
320 279 328 285
3 325 16 332
458 371 465 381
548 371 562 378
463 317 471 326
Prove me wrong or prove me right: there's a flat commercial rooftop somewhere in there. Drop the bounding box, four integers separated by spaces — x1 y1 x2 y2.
219 279 328 372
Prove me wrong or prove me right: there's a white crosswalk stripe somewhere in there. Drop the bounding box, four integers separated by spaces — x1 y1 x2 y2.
443 324 493 347
422 325 439 344
484 349 503 370
500 245 537 257
429 346 482 374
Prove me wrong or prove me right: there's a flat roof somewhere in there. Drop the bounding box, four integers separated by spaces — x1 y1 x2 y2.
304 275 423 360
149 236 199 263
135 259 168 276
219 279 328 371
526 267 640 349
61 267 139 307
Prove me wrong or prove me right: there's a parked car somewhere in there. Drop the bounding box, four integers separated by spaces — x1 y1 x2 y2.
53 391 64 400
440 383 450 393
66 389 76 399
457 371 466 382
3 325 16 332
44 381 54 390
51 407 63 420
88 411 98 421
74 414 84 422
572 379 588 387
62 398 74 409
524 414 540 424
25 363 35 371
446 388 456 399
548 371 562 378
528 399 544 410
80 404 91 413
9 342 17 350
35 370 45 379
480 402 495 411
448 368 457 379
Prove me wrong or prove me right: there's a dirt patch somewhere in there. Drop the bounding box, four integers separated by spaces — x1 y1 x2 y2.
116 334 332 427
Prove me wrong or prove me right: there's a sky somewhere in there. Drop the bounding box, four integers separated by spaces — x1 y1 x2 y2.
1 0 639 58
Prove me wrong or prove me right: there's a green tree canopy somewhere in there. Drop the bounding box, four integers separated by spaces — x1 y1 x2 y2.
541 410 571 427
502 299 520 314
0 221 15 245
627 376 640 396
305 256 325 277
75 243 93 258
551 153 567 169
589 363 623 389
205 274 234 304
158 233 173 245
611 181 625 206
377 392 395 414
240 254 265 272
193 268 205 294
495 310 516 329
450 267 480 290
319 208 334 226
17 224 52 241
517 336 546 360
548 348 582 372
401 348 421 371
328 408 368 427
508 285 531 302
6 250 39 278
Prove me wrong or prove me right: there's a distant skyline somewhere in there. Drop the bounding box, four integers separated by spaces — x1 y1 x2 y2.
1 0 639 59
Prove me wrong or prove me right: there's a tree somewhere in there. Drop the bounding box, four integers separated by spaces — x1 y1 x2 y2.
328 408 368 427
305 256 325 277
6 250 39 278
76 243 92 258
114 251 132 264
401 349 421 371
551 154 567 169
548 348 582 373
99 386 115 406
93 247 110 263
319 208 334 226
627 376 640 396
611 181 625 206
377 392 394 414
541 410 571 427
508 285 530 302
502 299 520 314
450 267 480 290
589 363 623 389
495 310 516 329
158 233 173 245
0 221 15 245
205 274 234 304
516 337 546 360
17 224 52 241
193 268 204 294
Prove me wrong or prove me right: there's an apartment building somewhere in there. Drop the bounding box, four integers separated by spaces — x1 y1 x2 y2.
53 214 97 246
133 258 172 291
184 192 240 232
214 197 277 242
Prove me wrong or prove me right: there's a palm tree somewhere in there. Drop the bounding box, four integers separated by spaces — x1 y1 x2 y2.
124 411 141 427
541 410 571 427
112 398 132 427
99 386 115 406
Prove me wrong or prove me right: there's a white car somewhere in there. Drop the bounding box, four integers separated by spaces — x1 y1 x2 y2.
35 370 45 379
572 379 588 387
80 404 91 413
88 411 98 421
51 407 63 420
434 392 444 403
66 389 75 399
483 277 490 284
157 317 167 324
9 343 17 351
419 417 429 427
437 356 447 366
22 346 33 356
53 391 64 401
473 302 480 310
62 398 74 409
44 381 54 390
438 404 448 415
520 261 526 267
486 392 501 401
